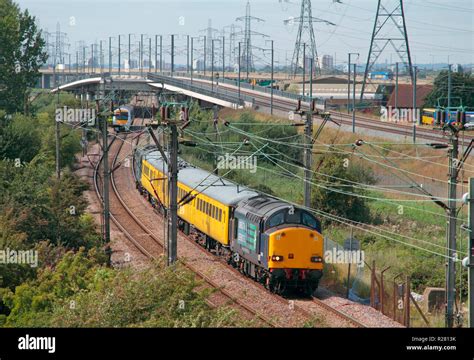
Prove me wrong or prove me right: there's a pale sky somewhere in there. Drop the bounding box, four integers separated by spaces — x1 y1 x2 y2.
17 0 474 67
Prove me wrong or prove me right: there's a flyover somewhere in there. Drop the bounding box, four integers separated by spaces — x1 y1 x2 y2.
50 73 254 110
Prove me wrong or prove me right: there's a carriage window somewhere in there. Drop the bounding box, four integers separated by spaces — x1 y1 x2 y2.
218 209 222 222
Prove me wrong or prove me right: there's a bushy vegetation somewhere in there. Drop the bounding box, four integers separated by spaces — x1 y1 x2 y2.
1 251 243 328
0 90 245 327
310 152 376 224
424 70 474 109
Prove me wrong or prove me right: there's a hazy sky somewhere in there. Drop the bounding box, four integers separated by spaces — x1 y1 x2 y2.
17 0 474 67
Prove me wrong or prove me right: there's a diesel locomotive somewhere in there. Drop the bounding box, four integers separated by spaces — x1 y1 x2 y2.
133 145 324 295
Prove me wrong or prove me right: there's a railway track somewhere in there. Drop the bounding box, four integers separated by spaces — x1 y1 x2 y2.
185 77 474 147
126 129 366 327
85 101 380 327
91 121 279 327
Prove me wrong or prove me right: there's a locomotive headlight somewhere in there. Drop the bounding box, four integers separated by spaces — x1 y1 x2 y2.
311 256 323 263
272 255 284 262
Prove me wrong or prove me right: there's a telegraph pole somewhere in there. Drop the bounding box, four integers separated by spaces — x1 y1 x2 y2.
238 42 242 100
99 98 111 245
302 43 306 97
348 53 359 113
211 39 215 91
91 44 94 74
140 34 144 76
168 121 178 265
148 38 152 72
203 35 207 76
155 35 158 74
222 36 225 80
270 40 274 115
352 63 356 133
171 35 175 76
304 59 314 208
83 46 86 74
412 66 417 143
100 40 104 73
108 37 112 73
448 64 452 108
160 35 163 73
55 94 61 180
446 129 459 328
468 178 474 328
190 37 194 83
395 62 399 110
187 35 190 74
118 35 121 76
128 34 131 75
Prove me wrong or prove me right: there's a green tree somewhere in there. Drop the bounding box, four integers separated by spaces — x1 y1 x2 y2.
310 152 375 224
424 71 474 109
0 112 42 162
0 0 47 114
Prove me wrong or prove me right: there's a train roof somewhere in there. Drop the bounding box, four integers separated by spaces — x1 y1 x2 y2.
114 105 133 112
235 195 314 223
142 149 259 206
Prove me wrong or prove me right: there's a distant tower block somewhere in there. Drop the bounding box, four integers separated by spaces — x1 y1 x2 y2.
360 0 413 100
286 0 334 78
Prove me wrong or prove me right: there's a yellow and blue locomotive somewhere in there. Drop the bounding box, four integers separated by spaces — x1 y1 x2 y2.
134 145 324 295
112 106 134 132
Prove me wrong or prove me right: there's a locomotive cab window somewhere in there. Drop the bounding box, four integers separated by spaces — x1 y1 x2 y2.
266 209 321 232
302 212 321 232
267 212 285 228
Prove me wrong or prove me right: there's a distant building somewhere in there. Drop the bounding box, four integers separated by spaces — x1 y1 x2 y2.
386 84 433 109
321 55 334 70
452 64 464 73
193 59 204 71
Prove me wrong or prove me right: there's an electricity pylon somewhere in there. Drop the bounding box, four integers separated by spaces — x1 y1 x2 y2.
285 0 334 78
360 0 413 100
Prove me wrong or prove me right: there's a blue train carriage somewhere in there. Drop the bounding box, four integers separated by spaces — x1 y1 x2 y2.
231 196 324 295
112 105 134 132
423 108 472 128
444 109 472 128
463 111 474 130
